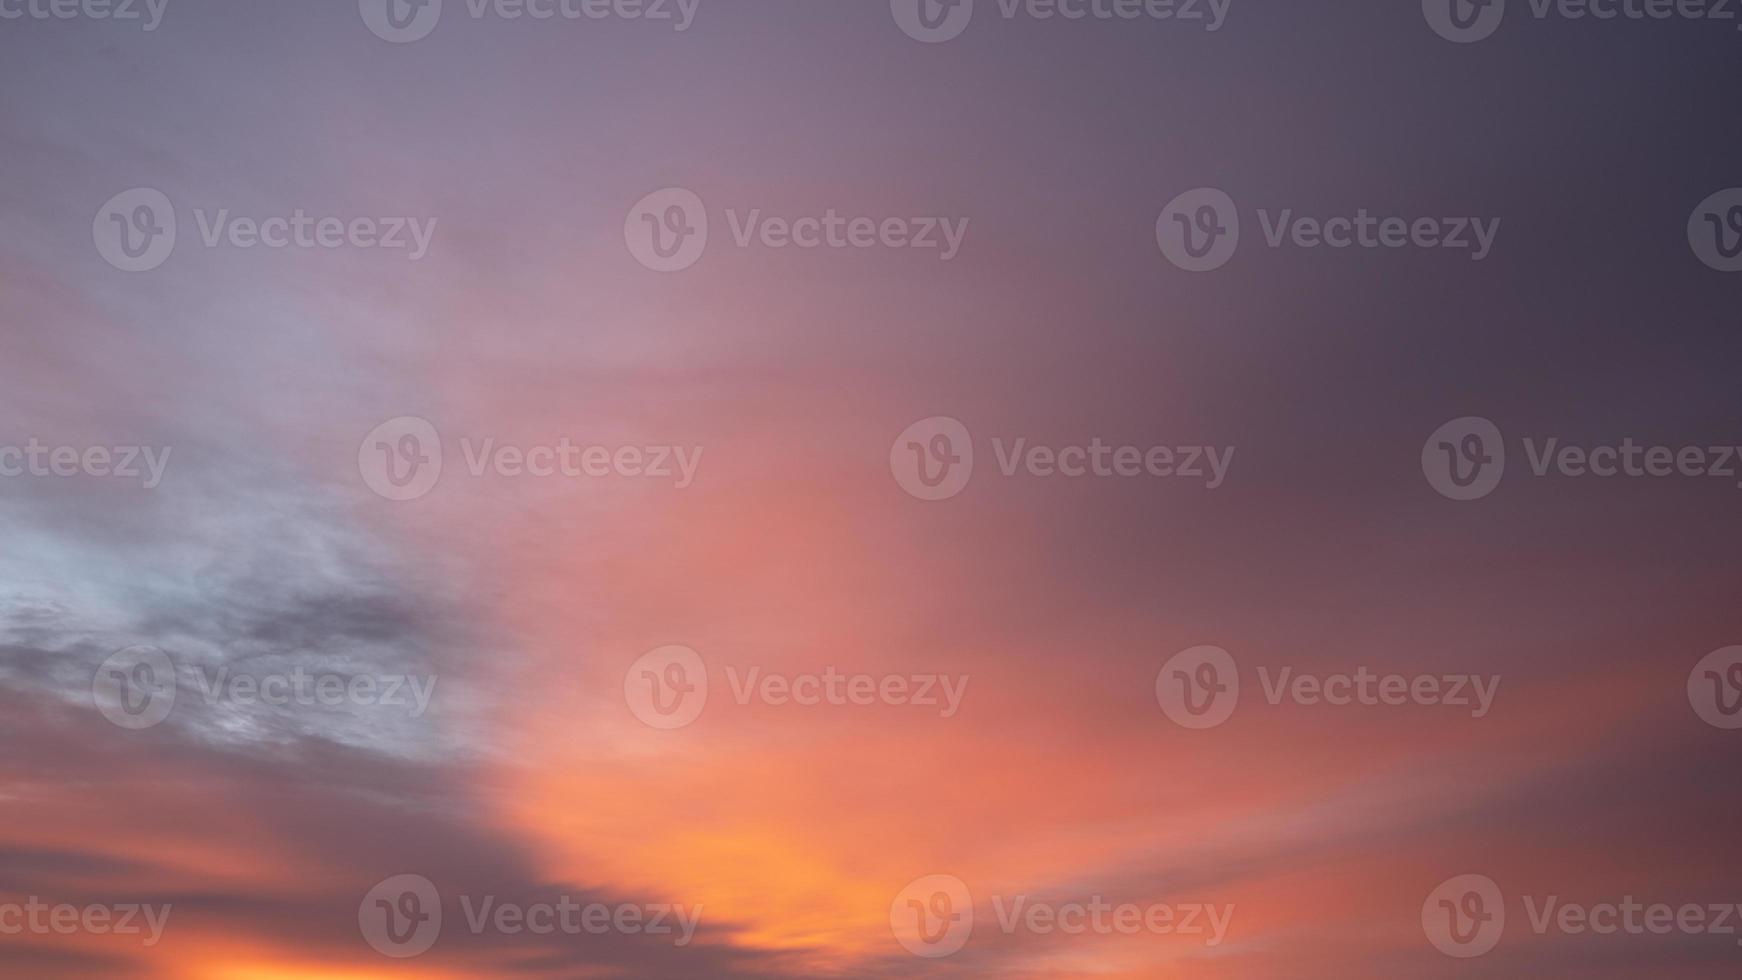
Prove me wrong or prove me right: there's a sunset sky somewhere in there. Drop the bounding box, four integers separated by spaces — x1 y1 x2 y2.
3 0 1741 976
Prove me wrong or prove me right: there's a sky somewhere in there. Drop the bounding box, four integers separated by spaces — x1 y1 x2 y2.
2 0 1741 976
